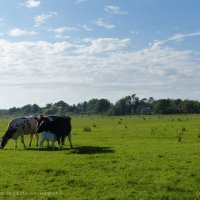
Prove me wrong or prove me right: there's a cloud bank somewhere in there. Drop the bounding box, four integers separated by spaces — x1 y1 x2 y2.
0 33 199 108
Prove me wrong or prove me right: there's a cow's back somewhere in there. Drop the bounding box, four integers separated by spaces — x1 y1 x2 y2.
46 117 71 137
8 117 38 135
24 117 38 134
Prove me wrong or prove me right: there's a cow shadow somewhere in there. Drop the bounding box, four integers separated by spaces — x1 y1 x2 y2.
25 147 63 151
2 146 115 154
70 146 115 154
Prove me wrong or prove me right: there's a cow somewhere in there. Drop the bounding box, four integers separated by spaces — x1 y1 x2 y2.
0 116 39 149
39 131 57 149
37 115 63 145
37 115 72 149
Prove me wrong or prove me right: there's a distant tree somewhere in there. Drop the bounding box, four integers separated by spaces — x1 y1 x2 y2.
181 100 200 113
86 99 99 114
1 94 200 116
76 101 88 114
8 107 20 115
21 104 32 115
31 104 40 114
95 99 111 114
147 97 155 104
154 99 171 114
54 101 70 114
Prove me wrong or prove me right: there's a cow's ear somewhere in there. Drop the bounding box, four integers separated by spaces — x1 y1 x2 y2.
67 116 71 120
39 115 44 119
34 117 39 121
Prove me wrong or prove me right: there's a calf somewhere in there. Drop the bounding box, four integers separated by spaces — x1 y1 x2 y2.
39 131 57 149
0 116 39 149
37 115 72 149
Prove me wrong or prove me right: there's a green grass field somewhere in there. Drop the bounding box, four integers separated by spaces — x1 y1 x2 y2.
0 115 200 200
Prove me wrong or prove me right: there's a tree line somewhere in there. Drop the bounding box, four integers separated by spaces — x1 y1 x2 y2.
0 94 200 116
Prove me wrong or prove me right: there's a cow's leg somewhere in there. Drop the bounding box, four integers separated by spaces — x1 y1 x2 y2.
47 140 50 148
39 137 45 148
15 139 17 148
57 139 60 146
20 135 26 148
60 137 65 150
29 134 33 147
52 139 55 150
68 133 73 148
36 133 39 147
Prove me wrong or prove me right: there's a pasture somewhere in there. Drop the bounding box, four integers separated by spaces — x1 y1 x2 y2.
0 115 200 200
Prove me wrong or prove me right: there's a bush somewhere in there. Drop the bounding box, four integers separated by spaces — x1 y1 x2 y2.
83 127 91 132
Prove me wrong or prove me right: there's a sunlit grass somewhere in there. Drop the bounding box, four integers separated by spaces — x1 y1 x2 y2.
0 115 200 199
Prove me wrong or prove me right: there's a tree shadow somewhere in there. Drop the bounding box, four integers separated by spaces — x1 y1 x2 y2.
70 146 115 154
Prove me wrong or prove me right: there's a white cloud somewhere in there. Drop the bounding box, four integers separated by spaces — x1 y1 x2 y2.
53 27 67 34
105 5 128 15
94 18 115 30
81 25 93 31
53 26 77 34
77 38 130 54
25 0 40 8
8 28 38 37
34 12 57 27
55 34 71 40
169 32 200 42
76 0 87 4
50 26 76 40
0 34 199 108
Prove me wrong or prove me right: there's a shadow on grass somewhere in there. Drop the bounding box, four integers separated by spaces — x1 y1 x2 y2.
1 146 115 154
71 146 115 154
25 147 64 151
0 147 63 151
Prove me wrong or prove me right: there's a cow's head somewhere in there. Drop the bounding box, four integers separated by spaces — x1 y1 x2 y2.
36 119 49 134
37 115 51 127
0 128 16 149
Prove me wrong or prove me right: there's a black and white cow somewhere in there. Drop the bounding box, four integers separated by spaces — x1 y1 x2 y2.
37 115 72 149
0 116 39 149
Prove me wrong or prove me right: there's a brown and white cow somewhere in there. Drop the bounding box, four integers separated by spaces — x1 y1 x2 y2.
0 116 39 149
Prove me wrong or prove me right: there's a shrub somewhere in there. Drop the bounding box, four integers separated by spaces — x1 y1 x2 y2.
83 127 91 132
177 133 182 142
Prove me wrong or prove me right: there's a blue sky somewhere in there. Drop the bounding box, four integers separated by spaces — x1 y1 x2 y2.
0 0 200 108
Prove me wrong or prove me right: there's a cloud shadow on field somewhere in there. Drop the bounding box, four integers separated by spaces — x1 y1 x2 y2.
70 146 115 154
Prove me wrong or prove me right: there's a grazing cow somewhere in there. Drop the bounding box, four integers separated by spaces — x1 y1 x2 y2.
37 115 72 149
0 116 39 149
39 131 57 149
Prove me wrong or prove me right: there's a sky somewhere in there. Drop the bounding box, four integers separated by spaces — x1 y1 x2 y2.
0 0 200 109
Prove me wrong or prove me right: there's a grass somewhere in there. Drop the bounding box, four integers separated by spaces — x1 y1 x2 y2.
0 115 200 199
